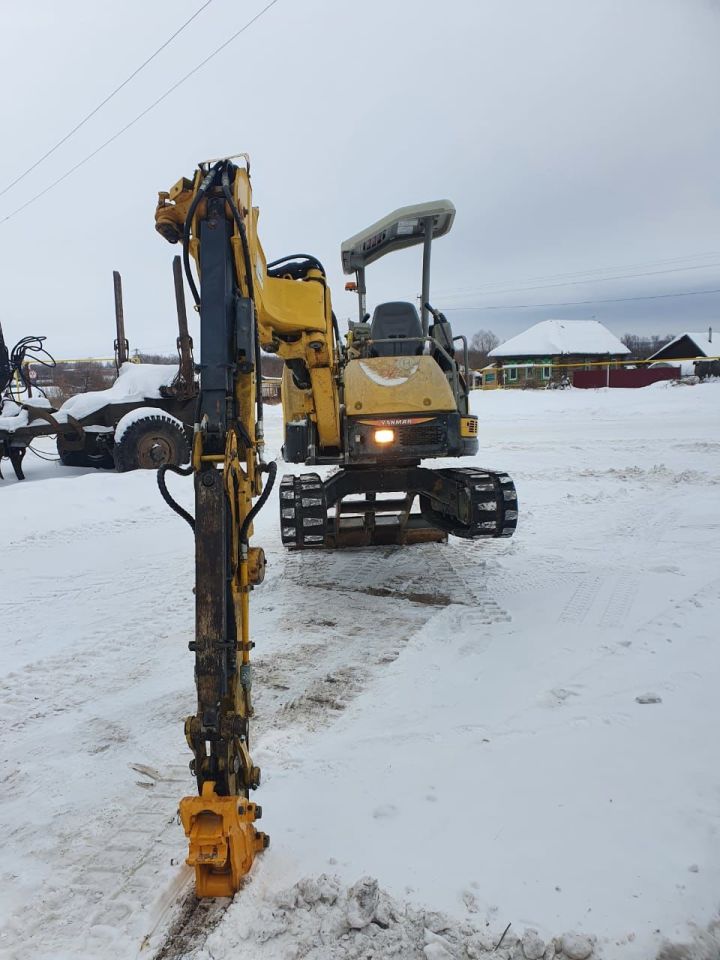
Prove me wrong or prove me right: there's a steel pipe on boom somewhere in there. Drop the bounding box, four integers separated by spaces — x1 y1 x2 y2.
113 271 129 370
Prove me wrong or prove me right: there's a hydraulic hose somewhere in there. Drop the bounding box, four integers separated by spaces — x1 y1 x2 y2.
331 311 341 354
220 162 264 430
239 460 277 546
182 162 223 306
157 463 195 531
266 253 326 277
5 336 56 399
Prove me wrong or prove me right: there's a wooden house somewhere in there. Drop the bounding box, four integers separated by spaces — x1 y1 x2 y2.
647 329 717 377
488 319 629 387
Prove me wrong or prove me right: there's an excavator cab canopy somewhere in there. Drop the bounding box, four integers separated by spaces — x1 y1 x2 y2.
341 200 456 333
341 200 455 274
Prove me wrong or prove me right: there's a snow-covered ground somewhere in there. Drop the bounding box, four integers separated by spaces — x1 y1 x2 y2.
1 382 719 960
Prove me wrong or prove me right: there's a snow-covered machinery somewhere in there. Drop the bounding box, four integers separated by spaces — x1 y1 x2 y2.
0 261 197 479
0 320 58 478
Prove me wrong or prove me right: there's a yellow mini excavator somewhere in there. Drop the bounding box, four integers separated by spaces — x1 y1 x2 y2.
278 200 518 547
154 155 516 897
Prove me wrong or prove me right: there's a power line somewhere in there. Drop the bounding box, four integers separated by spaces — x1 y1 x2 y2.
0 0 214 200
0 0 281 226
436 260 720 301
432 250 720 297
441 287 720 311
433 250 720 296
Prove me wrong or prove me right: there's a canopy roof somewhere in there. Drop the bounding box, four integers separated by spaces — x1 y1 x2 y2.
341 200 455 274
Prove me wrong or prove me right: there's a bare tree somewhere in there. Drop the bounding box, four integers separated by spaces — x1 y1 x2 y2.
52 362 115 405
620 333 675 360
470 330 500 354
468 329 500 369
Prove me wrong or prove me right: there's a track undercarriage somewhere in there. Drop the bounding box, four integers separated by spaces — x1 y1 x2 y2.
280 466 518 549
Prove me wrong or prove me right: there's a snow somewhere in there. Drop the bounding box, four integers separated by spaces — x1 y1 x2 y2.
0 363 177 434
650 360 697 377
114 406 187 443
60 361 177 420
190 873 597 960
489 320 630 358
1 382 720 960
0 396 54 433
0 401 29 432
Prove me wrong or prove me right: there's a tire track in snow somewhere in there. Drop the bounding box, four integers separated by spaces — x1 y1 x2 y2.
146 543 512 958
0 539 511 960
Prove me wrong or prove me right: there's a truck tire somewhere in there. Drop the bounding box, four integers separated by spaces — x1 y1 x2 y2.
113 414 190 472
57 432 115 469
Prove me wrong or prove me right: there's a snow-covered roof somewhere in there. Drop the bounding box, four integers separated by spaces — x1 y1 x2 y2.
489 319 630 358
647 330 717 360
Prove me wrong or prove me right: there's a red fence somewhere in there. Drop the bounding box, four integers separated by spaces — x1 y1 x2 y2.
573 367 680 389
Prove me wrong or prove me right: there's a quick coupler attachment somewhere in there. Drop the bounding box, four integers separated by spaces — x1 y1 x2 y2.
179 781 269 897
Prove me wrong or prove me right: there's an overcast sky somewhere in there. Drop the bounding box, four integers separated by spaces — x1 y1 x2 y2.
0 0 718 358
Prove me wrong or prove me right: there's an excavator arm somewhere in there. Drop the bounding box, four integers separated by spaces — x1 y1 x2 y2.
156 157 341 452
155 155 348 896
153 156 287 896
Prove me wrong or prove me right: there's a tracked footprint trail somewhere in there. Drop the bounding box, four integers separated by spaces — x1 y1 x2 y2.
0 477 699 960
0 495 511 960
3 387 720 960
148 541 515 959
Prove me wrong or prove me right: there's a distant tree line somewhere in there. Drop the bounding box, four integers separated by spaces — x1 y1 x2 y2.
36 361 115 405
619 333 674 359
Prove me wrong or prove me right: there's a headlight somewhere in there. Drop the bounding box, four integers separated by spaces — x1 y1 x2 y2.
374 428 395 444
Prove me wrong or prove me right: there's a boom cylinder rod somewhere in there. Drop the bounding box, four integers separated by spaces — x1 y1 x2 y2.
173 255 194 390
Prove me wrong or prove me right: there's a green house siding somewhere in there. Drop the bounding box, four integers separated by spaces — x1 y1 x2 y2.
498 354 624 388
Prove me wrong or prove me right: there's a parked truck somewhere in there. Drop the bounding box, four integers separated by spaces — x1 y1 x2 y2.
0 260 197 480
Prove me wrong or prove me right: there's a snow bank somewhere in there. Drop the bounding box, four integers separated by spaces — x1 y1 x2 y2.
0 396 54 432
0 401 29 431
196 872 597 960
60 362 176 420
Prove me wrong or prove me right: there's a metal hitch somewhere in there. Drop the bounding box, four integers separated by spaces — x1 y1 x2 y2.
179 781 268 897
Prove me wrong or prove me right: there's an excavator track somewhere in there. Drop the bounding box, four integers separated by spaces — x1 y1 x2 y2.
279 467 517 548
280 473 328 547
420 467 518 540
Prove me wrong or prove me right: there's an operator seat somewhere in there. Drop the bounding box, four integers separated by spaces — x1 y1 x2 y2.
369 302 424 357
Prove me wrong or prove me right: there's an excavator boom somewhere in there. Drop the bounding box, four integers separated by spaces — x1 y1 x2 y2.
155 158 275 896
